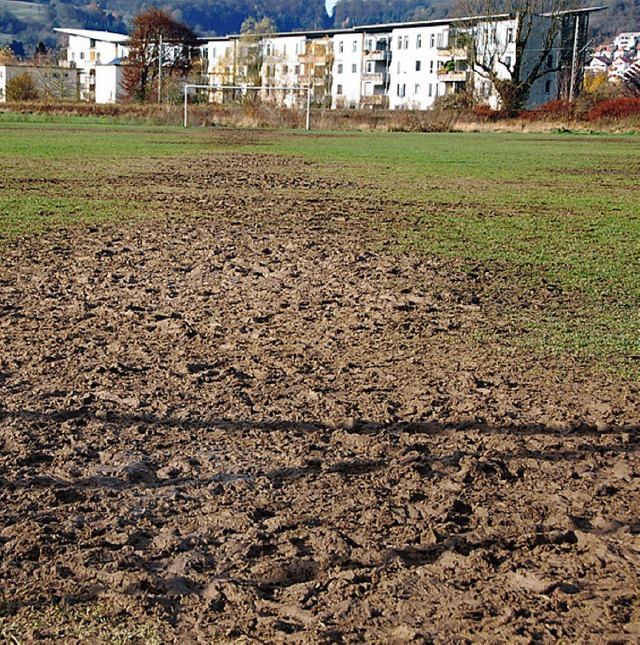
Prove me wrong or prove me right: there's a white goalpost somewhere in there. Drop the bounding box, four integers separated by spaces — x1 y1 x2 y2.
183 83 312 130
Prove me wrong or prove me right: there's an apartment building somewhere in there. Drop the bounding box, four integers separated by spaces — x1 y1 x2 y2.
53 8 599 110
54 28 129 102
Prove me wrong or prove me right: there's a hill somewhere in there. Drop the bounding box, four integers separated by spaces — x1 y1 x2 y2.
1 0 637 59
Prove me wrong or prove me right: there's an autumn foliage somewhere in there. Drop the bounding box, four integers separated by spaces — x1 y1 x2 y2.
122 8 198 102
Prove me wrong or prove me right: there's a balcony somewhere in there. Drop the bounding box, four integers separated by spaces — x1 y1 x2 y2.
436 70 468 83
364 49 390 62
437 47 468 60
362 72 385 85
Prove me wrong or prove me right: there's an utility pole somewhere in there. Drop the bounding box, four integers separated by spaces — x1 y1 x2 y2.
158 33 163 104
569 15 579 102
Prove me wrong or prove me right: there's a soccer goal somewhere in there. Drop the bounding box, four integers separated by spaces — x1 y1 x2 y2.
183 84 312 130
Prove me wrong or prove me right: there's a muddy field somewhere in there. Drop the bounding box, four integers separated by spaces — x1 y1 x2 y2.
1 134 639 642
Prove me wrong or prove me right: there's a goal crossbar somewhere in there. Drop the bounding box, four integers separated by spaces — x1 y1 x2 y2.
183 83 312 130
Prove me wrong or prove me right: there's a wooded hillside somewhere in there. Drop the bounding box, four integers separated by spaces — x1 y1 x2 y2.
1 0 637 58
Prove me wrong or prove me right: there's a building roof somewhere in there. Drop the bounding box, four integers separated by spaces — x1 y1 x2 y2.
198 7 606 42
54 28 129 44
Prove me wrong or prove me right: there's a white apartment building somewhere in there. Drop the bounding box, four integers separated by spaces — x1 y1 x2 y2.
331 32 364 108
386 23 453 110
360 31 392 108
53 8 600 110
471 17 518 109
54 28 129 102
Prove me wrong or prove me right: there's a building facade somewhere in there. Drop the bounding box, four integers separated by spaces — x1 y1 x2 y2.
51 8 601 110
0 63 79 102
54 27 129 103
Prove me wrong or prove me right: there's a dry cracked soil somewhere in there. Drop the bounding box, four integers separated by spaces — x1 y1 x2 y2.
0 131 639 643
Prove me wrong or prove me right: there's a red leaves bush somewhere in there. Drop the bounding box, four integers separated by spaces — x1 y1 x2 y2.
586 97 640 121
522 99 575 121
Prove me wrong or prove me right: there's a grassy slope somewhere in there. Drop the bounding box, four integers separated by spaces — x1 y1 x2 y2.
0 120 638 374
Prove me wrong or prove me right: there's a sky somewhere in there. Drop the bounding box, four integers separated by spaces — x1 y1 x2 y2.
326 0 337 15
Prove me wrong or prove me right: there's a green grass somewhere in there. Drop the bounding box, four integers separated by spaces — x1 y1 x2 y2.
262 131 639 365
0 600 162 644
0 119 638 373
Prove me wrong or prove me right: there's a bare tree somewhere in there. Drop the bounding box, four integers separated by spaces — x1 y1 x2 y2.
237 17 277 87
460 0 584 114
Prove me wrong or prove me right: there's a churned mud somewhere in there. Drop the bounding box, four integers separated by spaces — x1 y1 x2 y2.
0 134 638 642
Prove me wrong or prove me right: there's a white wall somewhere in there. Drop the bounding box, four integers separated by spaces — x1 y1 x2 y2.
262 35 307 88
331 32 363 107
95 65 123 104
387 25 448 110
65 33 128 68
472 18 517 109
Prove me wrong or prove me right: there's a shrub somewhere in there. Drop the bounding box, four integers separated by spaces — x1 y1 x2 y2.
471 104 504 121
6 72 38 101
523 99 575 121
586 97 640 121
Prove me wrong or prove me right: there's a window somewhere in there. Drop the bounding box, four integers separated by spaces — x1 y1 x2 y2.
283 65 288 74
404 36 409 49
397 83 406 97
428 83 432 97
430 34 435 48
417 34 422 48
283 44 287 55
339 41 344 53
366 61 374 73
366 39 373 51
505 56 512 69
90 39 96 48
398 36 402 49
546 54 554 68
415 60 421 71
430 60 434 73
437 33 443 48
352 63 357 73
353 40 357 53
397 61 401 73
266 44 272 55
414 83 420 94
337 84 343 94
545 79 552 94
337 63 343 74
506 28 514 43
80 52 85 60
295 64 300 75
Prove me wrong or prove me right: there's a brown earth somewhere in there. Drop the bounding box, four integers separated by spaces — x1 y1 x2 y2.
0 132 639 643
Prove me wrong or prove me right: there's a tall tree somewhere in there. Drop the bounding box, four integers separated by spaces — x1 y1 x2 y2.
236 16 276 86
460 0 583 114
122 8 198 102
